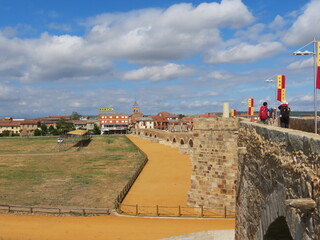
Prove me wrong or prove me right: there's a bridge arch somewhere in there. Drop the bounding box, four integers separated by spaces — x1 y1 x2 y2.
172 137 176 143
264 216 293 240
188 139 193 148
180 139 185 145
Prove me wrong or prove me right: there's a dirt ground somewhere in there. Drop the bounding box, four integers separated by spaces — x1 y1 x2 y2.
122 136 192 208
0 135 235 240
0 214 234 240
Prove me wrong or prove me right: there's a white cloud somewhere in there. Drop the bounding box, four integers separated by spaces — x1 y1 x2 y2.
283 0 320 46
19 33 113 83
235 23 265 41
207 71 232 80
300 95 313 102
205 41 284 64
268 15 286 31
180 100 220 109
47 23 72 32
84 0 254 64
0 0 255 84
123 63 193 82
287 57 313 70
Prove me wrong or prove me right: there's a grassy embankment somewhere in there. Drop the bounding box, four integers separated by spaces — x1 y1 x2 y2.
0 135 144 208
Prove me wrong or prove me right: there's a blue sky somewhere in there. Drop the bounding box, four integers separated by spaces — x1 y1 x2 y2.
0 0 319 118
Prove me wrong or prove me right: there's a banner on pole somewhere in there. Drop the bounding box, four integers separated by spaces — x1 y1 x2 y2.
231 109 236 118
247 98 254 107
248 107 254 116
277 75 286 102
317 42 320 89
247 98 254 115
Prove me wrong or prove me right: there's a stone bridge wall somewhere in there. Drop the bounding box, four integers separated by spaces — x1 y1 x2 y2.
289 117 320 134
187 118 239 211
236 121 320 240
130 128 193 153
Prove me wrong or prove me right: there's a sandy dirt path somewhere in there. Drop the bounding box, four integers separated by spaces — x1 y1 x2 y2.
0 135 235 240
123 135 192 207
0 214 235 240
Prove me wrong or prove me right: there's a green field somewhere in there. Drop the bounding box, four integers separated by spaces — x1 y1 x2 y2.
0 135 144 208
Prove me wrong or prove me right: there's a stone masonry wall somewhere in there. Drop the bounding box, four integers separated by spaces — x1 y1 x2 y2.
187 118 239 212
289 117 320 134
131 128 193 154
236 122 320 240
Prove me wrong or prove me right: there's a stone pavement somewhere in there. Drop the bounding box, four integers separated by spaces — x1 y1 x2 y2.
158 229 235 240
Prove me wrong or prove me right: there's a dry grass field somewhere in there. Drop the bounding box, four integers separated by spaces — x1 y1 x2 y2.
0 135 144 208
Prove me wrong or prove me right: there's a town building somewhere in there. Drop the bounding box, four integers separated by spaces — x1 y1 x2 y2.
135 117 154 129
168 117 193 132
73 119 97 131
20 119 41 136
37 115 72 129
152 112 179 130
99 113 130 134
0 118 40 136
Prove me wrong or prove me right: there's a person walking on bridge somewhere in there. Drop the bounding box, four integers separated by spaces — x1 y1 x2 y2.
259 102 269 124
278 101 290 128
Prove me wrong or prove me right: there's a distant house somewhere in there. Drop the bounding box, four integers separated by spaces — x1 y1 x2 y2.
152 112 178 130
99 113 130 134
37 115 72 129
47 115 71 121
135 117 154 129
73 120 97 131
0 118 40 136
20 119 41 136
0 118 21 135
73 120 88 130
167 116 193 132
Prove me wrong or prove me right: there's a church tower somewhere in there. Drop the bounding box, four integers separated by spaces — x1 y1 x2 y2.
131 100 143 123
132 100 140 115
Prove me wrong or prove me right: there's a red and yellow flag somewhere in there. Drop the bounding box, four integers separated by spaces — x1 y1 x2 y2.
317 42 320 89
247 98 254 116
277 75 286 102
231 109 236 118
247 98 254 107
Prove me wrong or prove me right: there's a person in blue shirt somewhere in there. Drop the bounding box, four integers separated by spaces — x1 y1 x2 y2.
267 107 275 125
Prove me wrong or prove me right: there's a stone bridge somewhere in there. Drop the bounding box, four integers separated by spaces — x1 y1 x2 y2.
236 121 320 240
131 118 320 239
131 128 194 150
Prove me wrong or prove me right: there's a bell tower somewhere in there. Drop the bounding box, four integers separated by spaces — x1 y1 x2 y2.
131 100 143 123
132 100 140 115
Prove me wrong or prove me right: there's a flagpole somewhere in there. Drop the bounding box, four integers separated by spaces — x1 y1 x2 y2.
313 37 318 134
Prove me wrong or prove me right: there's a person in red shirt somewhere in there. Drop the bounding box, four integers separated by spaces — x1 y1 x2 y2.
259 102 269 124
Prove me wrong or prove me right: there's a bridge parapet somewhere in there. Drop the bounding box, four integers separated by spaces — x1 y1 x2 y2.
130 128 193 153
236 121 320 240
188 118 239 211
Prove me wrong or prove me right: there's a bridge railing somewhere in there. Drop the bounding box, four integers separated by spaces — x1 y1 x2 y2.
119 203 235 218
114 136 148 212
